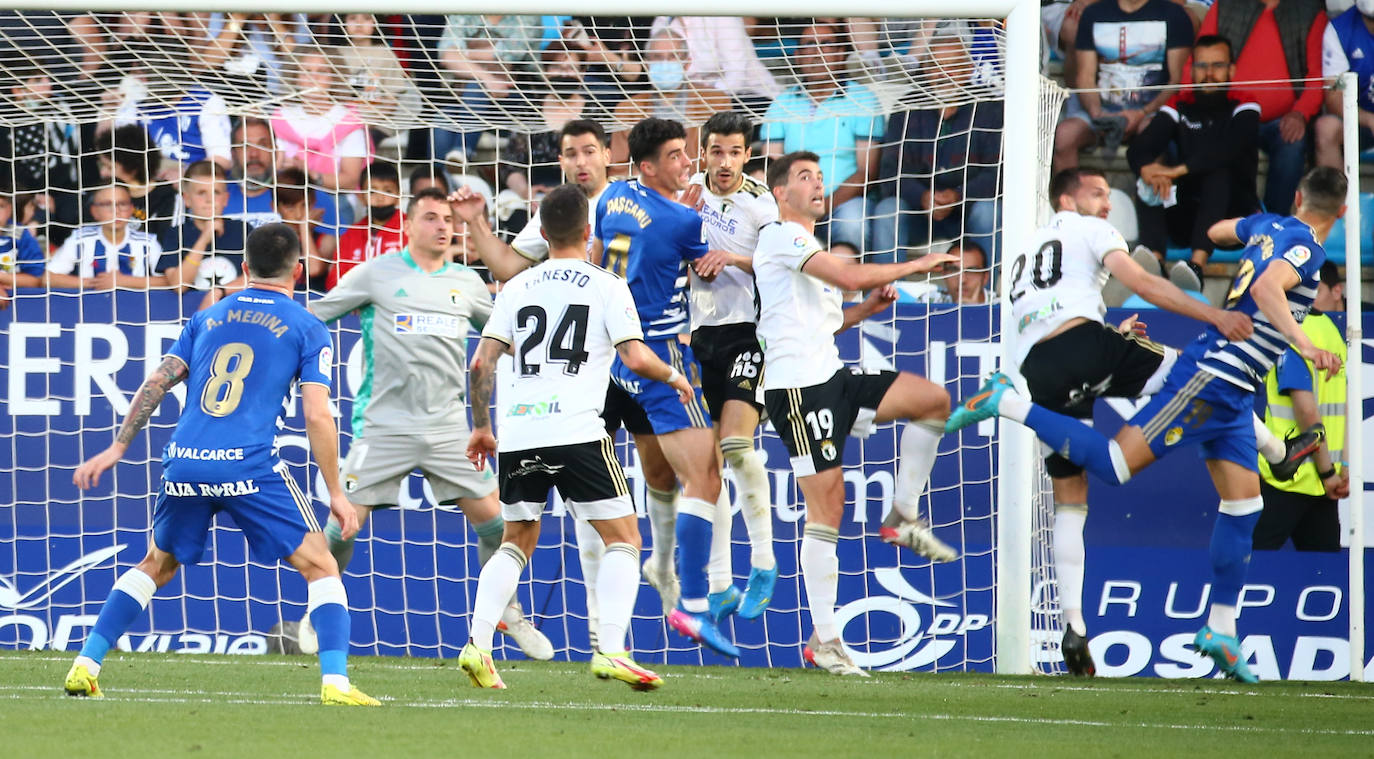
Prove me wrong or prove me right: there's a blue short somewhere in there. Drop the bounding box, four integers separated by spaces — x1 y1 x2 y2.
153 463 322 566
1128 360 1258 472
610 338 712 435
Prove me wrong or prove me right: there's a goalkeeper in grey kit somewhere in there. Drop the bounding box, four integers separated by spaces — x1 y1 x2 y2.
302 188 552 659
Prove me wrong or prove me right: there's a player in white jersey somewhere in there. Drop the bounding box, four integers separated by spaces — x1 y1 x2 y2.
755 151 958 676
1000 168 1307 676
683 111 778 622
460 185 694 690
452 120 685 636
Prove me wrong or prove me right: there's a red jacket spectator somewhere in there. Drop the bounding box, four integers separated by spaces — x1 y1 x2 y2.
327 211 407 290
1194 0 1325 122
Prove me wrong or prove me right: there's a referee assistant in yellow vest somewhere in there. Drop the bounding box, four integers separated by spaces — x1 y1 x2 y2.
1256 261 1350 551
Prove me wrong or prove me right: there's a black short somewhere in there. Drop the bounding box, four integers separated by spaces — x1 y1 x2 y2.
497 438 633 521
1020 322 1168 478
602 380 654 436
691 323 764 420
764 368 898 477
1254 481 1340 552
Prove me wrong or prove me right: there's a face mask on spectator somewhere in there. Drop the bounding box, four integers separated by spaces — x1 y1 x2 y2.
370 204 398 224
648 61 686 92
1360 0 1374 17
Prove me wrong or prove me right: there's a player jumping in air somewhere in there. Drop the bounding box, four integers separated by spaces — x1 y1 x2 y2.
950 166 1347 683
66 223 379 706
755 151 961 676
991 168 1320 676
459 184 694 690
307 187 552 661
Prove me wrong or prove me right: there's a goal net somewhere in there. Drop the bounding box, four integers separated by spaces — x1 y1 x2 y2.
0 9 1066 673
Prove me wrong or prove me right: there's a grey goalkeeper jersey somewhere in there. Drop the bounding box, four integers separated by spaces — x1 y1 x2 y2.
311 249 493 437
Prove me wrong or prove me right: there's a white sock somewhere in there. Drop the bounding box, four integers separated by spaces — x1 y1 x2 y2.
800 523 840 642
646 486 677 575
574 518 604 639
893 420 943 521
721 437 775 570
322 674 350 690
1053 503 1088 636
596 542 640 653
73 655 100 676
1207 603 1238 638
708 485 733 594
470 544 526 650
998 389 1031 423
1253 414 1285 464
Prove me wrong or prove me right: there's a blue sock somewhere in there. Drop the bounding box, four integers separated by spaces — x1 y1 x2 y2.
1209 512 1261 608
1024 405 1127 485
676 498 714 604
80 569 157 665
310 602 350 678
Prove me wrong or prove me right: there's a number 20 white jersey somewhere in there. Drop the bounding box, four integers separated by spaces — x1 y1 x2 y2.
1010 210 1128 363
482 258 643 452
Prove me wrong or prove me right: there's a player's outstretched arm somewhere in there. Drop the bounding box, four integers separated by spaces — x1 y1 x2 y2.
449 188 535 283
616 339 694 403
301 383 359 541
466 337 507 470
1104 249 1253 342
74 355 188 489
840 284 900 332
801 249 958 293
1207 218 1244 249
1251 262 1342 379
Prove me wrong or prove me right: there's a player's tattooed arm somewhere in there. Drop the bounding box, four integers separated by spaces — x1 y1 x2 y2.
468 337 506 429
116 356 189 446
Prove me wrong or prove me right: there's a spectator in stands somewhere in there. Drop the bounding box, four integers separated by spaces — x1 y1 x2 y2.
203 13 311 95
1042 0 1095 84
919 239 992 304
560 17 647 98
0 186 44 293
94 125 179 237
611 25 734 165
655 16 782 115
336 13 422 137
271 45 373 196
224 117 283 229
872 28 1004 264
1314 2 1374 169
438 15 546 90
273 167 322 288
1195 0 1326 215
328 162 407 289
1127 35 1260 283
46 184 166 290
503 41 612 200
0 63 95 247
761 19 885 259
1255 260 1348 552
155 161 248 296
114 77 233 174
1052 0 1193 174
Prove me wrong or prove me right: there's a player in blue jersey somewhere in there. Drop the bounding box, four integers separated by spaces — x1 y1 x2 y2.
65 223 379 706
949 167 1347 682
594 117 737 657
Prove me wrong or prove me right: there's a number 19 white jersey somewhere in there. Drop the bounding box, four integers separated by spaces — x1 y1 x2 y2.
1010 211 1128 363
482 258 643 452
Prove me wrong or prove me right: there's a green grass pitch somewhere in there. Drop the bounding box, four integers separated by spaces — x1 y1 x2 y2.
2 650 1372 757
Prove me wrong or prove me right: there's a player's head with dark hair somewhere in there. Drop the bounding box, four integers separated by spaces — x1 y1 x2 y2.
767 151 825 220
628 117 691 192
405 187 455 258
702 111 755 194
1049 167 1111 218
540 184 590 251
244 222 301 281
406 186 450 217
562 119 609 148
1296 166 1347 219
560 120 612 195
98 125 160 186
408 163 452 195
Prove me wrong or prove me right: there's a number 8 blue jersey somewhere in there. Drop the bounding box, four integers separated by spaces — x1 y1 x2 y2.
163 288 333 481
1190 213 1324 391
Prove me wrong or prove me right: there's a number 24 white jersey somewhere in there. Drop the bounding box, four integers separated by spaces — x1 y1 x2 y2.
1009 210 1127 363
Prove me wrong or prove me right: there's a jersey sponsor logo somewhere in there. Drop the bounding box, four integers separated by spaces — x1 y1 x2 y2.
506 396 563 418
699 203 741 237
613 375 642 395
318 345 332 376
167 443 245 461
394 313 461 337
508 455 565 478
1017 298 1064 333
163 479 261 497
1284 245 1312 268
